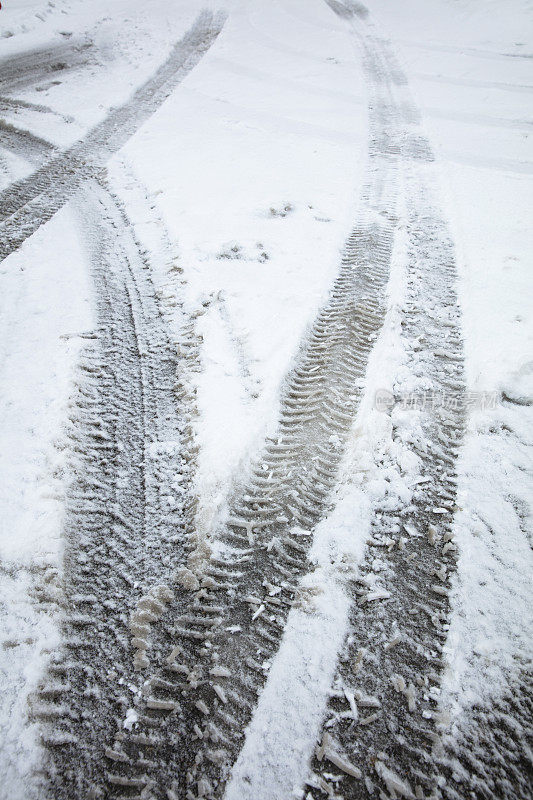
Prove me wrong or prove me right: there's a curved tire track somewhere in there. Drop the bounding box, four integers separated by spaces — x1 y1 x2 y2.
0 9 225 263
30 176 201 799
2 123 203 798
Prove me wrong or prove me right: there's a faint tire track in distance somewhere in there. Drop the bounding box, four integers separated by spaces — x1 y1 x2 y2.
0 9 226 262
0 119 57 164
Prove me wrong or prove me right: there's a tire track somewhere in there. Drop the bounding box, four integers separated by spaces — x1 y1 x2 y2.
300 4 466 798
218 4 467 797
3 124 202 794
30 176 202 799
102 10 408 800
308 180 465 800
0 39 95 95
0 119 57 164
435 427 533 799
308 6 531 800
0 9 225 263
0 94 75 123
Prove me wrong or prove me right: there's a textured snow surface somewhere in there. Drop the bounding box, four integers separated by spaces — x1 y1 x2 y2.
0 0 531 797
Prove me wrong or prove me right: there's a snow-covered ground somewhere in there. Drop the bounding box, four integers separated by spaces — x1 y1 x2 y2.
0 0 531 797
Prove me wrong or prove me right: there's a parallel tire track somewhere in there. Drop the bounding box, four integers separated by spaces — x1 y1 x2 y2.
214 4 467 798
306 5 528 800
309 174 465 799
306 5 465 800
0 9 225 263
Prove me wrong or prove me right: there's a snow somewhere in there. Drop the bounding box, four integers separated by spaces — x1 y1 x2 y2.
0 0 71 39
0 147 33 188
0 0 531 796
0 0 204 146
